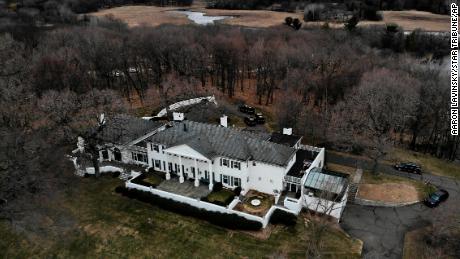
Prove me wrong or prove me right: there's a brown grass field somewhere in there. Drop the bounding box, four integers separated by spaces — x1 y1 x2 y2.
90 4 449 31
90 5 302 28
361 10 450 32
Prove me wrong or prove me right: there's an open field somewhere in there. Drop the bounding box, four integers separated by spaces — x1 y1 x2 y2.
0 176 361 258
90 5 449 31
361 10 450 32
90 5 302 28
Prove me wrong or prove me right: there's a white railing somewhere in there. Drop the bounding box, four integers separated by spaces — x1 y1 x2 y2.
284 175 302 184
157 96 217 117
299 144 323 153
125 179 298 228
283 197 302 214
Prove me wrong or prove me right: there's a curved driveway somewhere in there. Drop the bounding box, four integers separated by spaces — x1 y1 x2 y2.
327 152 460 258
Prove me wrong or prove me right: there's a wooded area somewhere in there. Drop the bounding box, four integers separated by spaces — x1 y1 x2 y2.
0 0 457 229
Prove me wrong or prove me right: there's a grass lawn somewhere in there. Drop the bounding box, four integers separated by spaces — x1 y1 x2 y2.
362 171 435 199
142 173 164 186
326 163 357 176
0 177 361 258
206 189 235 205
403 226 459 259
389 148 460 180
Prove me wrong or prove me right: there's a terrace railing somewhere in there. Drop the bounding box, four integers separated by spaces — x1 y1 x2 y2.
284 175 302 184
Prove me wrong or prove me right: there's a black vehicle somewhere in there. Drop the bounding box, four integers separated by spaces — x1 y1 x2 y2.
244 116 257 126
424 189 449 207
394 162 422 174
239 104 255 114
255 112 265 124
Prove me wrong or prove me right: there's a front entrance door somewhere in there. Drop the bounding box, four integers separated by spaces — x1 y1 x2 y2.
113 148 122 161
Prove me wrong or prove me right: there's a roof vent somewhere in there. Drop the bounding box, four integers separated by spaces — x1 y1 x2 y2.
220 115 228 128
173 112 184 121
283 128 292 135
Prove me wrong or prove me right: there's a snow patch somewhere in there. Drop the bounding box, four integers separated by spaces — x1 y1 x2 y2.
174 11 231 25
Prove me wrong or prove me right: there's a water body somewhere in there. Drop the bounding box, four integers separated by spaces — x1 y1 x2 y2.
174 10 231 25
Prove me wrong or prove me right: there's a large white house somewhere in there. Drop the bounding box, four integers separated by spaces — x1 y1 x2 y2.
88 114 348 220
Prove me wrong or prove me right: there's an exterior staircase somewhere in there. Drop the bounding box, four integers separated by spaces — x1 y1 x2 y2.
347 168 363 203
119 170 132 181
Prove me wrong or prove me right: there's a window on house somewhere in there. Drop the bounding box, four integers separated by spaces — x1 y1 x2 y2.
222 159 229 167
154 160 161 169
132 152 148 163
152 144 159 152
204 170 209 180
253 161 256 166
232 161 241 170
233 177 241 187
223 175 229 184
101 150 109 160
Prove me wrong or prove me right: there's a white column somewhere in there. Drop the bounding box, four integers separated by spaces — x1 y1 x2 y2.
179 156 184 183
208 161 213 190
164 152 171 180
194 159 199 187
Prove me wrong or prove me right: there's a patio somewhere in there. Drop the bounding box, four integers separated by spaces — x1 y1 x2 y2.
234 190 275 217
156 177 211 199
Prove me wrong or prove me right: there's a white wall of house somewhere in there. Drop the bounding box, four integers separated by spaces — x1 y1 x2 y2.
147 142 296 195
99 144 149 166
246 153 296 195
212 156 249 190
302 188 348 220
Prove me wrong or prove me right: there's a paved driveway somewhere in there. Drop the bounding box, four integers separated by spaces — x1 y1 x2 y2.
328 152 460 258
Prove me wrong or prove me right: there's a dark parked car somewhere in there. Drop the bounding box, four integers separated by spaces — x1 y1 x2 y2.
394 162 422 174
255 112 265 124
239 104 255 114
424 189 449 207
244 116 257 126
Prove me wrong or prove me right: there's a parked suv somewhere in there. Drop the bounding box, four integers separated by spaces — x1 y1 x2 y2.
244 116 257 126
394 162 422 174
424 189 449 207
255 112 265 124
239 104 255 114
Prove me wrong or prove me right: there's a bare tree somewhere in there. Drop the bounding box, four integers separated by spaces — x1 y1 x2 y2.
331 68 420 173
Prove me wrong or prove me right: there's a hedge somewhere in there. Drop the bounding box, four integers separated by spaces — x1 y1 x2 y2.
115 186 262 231
269 209 297 226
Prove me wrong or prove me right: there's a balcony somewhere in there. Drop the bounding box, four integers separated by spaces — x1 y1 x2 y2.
284 175 302 184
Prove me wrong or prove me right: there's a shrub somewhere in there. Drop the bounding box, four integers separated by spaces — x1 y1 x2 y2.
345 15 359 31
233 186 242 196
285 16 293 25
213 182 223 192
292 18 302 30
115 186 124 193
351 144 364 155
116 186 262 230
269 209 297 226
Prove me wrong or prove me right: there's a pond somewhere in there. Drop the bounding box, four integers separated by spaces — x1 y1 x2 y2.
173 10 232 25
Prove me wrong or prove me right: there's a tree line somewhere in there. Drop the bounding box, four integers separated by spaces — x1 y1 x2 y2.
0 16 456 221
206 0 452 15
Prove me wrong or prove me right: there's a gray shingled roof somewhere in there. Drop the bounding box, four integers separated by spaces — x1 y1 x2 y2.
95 114 164 145
148 121 296 167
